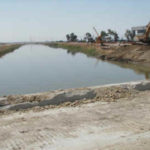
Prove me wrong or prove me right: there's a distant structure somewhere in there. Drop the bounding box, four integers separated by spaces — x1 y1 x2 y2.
132 26 146 36
132 26 146 41
132 22 150 42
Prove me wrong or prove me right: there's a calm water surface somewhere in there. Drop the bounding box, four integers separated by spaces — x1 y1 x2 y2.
0 44 146 96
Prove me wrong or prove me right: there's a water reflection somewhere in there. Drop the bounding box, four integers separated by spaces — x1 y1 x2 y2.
110 61 150 79
63 46 150 79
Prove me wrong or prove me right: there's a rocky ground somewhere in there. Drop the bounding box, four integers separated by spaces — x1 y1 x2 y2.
0 81 150 150
0 81 142 113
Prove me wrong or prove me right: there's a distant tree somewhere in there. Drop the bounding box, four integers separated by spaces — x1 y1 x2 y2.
84 32 94 43
66 34 70 42
130 31 135 40
101 31 108 40
108 29 119 41
125 30 130 41
108 29 114 36
70 33 78 42
66 33 78 42
125 30 135 41
114 33 119 42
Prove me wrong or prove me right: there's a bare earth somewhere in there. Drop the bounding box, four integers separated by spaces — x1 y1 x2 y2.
0 90 150 150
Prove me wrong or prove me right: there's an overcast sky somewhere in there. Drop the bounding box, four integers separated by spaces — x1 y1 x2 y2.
0 0 150 42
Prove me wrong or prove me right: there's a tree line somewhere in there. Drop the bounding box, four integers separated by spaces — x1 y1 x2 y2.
66 29 135 42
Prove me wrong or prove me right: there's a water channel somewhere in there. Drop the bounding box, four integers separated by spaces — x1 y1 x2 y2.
0 44 147 96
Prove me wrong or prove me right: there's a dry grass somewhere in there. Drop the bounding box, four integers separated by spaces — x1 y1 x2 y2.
0 44 23 57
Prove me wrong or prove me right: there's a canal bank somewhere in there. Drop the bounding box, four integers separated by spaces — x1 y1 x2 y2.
0 80 150 150
46 42 150 64
0 44 23 58
0 80 150 112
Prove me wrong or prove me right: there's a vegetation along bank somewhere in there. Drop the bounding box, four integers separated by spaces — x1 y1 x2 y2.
0 44 23 58
46 42 150 64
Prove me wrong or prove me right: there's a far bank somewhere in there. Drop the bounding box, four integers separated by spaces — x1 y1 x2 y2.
46 42 150 64
0 44 23 58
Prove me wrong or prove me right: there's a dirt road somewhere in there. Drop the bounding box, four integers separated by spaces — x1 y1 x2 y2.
0 89 150 150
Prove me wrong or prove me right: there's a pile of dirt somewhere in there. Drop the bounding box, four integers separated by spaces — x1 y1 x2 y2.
94 86 138 102
99 45 150 63
0 86 138 114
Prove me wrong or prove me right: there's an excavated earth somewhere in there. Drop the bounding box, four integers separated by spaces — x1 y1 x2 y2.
0 81 150 150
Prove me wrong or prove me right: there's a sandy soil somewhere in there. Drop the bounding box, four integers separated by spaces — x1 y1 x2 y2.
0 89 150 150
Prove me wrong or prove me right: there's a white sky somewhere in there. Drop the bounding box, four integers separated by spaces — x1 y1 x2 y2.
0 0 150 42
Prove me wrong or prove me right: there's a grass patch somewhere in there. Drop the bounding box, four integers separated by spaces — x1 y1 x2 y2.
46 42 99 57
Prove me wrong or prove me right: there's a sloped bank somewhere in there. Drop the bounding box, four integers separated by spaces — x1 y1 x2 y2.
46 42 150 64
0 44 23 57
45 42 150 79
0 80 150 112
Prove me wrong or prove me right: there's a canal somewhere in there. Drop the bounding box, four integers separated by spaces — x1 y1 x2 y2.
0 44 147 96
